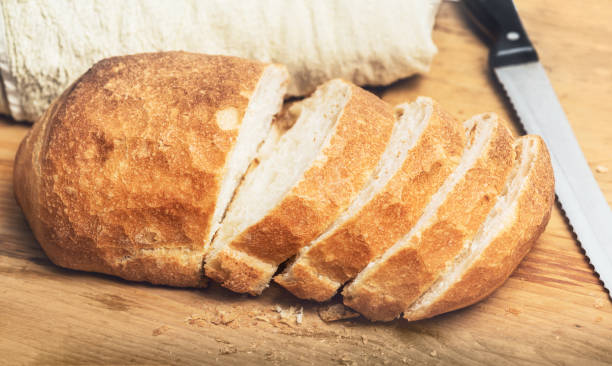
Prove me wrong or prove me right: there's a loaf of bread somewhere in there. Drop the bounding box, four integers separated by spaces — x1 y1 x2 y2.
13 52 288 287
0 0 440 121
14 52 554 321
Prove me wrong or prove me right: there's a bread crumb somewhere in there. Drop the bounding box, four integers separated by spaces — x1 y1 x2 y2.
264 351 288 362
430 350 437 357
271 304 304 326
152 325 169 336
333 354 356 366
185 314 207 327
296 306 304 325
594 298 605 309
505 307 521 316
361 335 368 345
211 309 238 325
219 344 237 355
318 303 360 322
595 165 609 173
595 316 603 323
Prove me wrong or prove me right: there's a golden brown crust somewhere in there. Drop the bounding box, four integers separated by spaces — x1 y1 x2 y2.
404 135 555 321
343 116 515 321
206 82 396 294
274 100 466 301
13 52 273 287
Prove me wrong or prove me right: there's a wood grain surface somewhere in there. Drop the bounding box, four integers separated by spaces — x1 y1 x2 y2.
1 1 611 365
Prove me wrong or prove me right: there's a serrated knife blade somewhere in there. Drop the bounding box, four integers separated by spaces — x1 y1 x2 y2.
464 0 612 294
495 62 612 293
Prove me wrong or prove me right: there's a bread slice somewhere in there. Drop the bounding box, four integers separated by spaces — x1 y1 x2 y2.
342 113 515 321
204 79 396 295
207 60 288 248
404 135 554 321
13 52 288 287
274 97 465 301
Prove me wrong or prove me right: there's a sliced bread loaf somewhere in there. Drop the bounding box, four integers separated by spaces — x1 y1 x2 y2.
204 79 396 294
275 97 465 301
14 53 556 321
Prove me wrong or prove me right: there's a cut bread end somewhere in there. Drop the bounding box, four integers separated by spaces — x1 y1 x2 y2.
205 79 353 294
275 97 437 301
343 113 511 321
275 260 342 301
206 64 289 250
404 135 554 321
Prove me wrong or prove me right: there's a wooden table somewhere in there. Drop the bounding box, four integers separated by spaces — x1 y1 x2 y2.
1 1 611 364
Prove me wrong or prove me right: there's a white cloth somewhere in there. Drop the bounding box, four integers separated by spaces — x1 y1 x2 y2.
0 0 440 121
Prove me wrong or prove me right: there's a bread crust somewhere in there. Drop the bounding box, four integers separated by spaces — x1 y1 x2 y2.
205 81 396 294
274 99 465 301
13 52 275 287
343 116 515 321
404 135 554 321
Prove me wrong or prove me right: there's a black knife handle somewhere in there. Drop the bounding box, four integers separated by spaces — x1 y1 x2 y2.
462 0 538 67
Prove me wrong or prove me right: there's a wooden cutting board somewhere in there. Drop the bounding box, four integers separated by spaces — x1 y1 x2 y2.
1 1 611 365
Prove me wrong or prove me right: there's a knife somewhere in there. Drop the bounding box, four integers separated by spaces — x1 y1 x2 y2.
462 0 612 295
